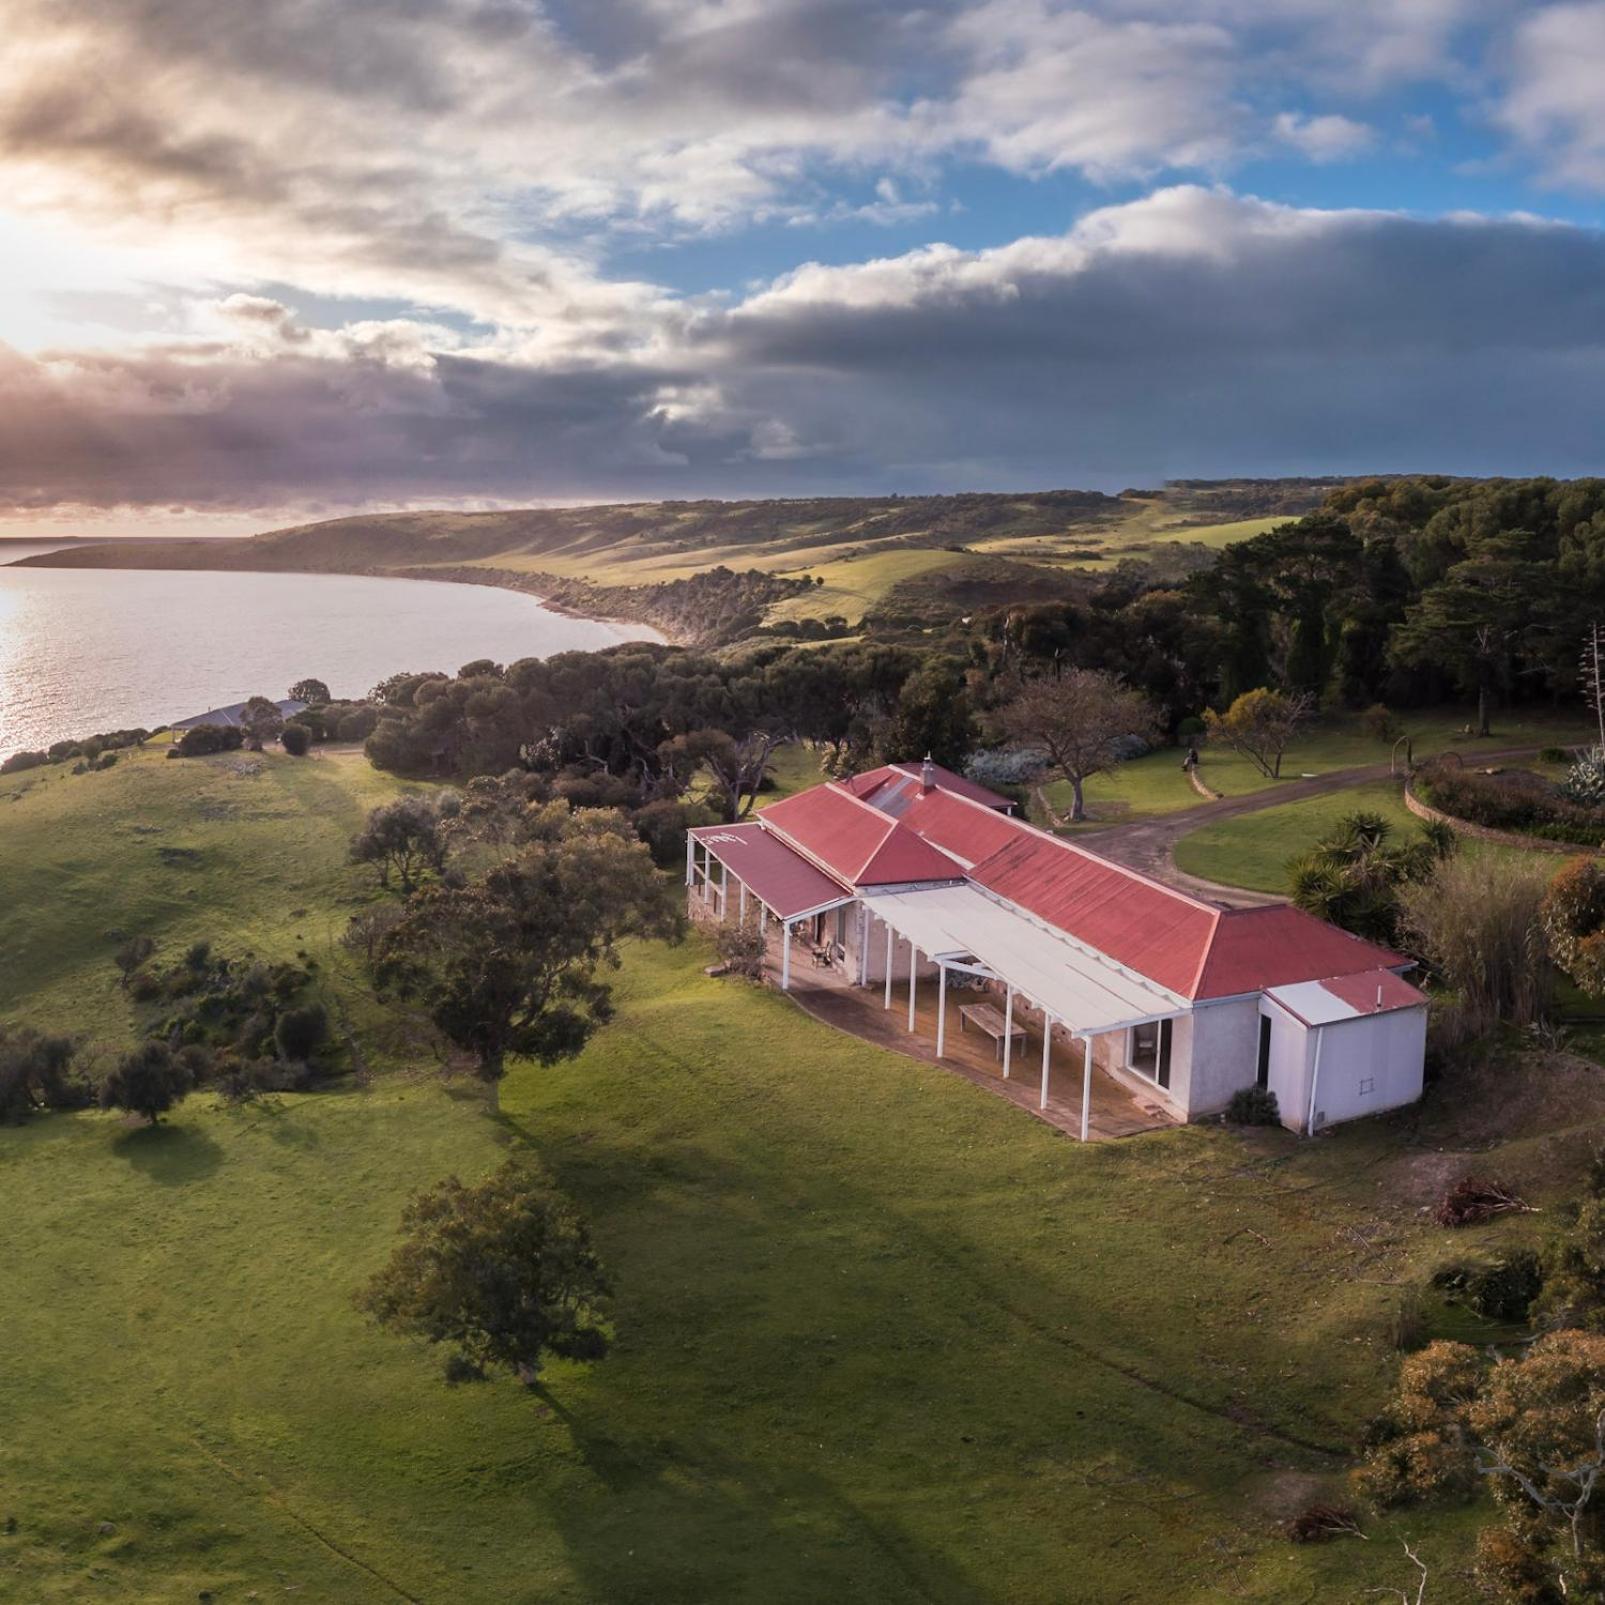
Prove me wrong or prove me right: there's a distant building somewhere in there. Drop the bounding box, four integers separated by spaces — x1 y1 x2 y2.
169 697 306 732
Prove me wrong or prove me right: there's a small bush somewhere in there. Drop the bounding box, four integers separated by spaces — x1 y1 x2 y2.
1360 703 1402 744
0 749 48 774
273 1003 328 1062
1539 745 1572 765
1432 1250 1543 1322
1225 1085 1280 1126
715 918 766 980
174 723 244 757
280 723 311 757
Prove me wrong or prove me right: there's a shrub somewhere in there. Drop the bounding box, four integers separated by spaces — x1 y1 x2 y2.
1225 1085 1280 1126
1542 857 1605 998
273 1003 328 1062
715 918 766 980
280 722 311 757
174 723 244 757
1400 855 1554 1030
1433 1251 1543 1322
0 749 48 774
1360 703 1402 744
1416 761 1605 845
0 1027 83 1122
1473 1526 1562 1605
1540 745 1573 765
1562 745 1605 808
335 705 380 742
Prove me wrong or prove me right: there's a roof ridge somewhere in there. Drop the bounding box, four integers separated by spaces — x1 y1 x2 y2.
966 802 1228 918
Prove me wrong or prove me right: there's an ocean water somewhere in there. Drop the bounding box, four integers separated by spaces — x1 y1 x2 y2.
0 547 656 758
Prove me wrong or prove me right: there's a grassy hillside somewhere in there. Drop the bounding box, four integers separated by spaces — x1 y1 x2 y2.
3 741 1562 1601
18 482 1338 640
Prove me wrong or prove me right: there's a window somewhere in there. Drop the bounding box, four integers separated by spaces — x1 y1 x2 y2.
1130 1019 1173 1090
1256 1016 1272 1090
1358 1076 1375 1097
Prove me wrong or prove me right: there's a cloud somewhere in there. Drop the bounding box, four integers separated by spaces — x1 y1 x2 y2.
6 186 1605 522
1273 112 1379 163
1497 1 1605 190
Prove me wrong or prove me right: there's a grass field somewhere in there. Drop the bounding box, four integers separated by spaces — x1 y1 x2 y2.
1 742 1571 1602
1042 708 1597 829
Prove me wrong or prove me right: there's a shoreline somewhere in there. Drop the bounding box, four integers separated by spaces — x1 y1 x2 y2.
13 543 689 647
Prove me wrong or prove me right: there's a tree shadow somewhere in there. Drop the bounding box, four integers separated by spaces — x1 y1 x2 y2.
111 1120 224 1184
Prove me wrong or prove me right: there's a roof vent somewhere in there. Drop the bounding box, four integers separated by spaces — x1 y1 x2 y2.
921 753 935 794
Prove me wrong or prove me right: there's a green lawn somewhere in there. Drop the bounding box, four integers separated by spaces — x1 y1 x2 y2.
0 742 1552 1601
1041 708 1596 828
1172 781 1421 892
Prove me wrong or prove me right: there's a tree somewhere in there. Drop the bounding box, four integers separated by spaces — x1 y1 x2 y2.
1286 811 1452 946
357 1161 610 1386
350 795 448 894
1544 857 1605 999
661 727 785 822
995 668 1160 822
99 1040 193 1124
280 722 312 756
1391 534 1551 737
1204 687 1314 780
288 677 331 706
113 934 156 990
0 1027 83 1123
879 658 977 771
370 807 679 1098
239 696 284 752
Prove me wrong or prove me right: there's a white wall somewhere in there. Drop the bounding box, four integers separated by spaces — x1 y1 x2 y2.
1261 1005 1313 1131
1307 1007 1427 1130
855 908 941 984
1179 998 1262 1117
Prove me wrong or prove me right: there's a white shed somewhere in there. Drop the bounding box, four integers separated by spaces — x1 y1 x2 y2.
1261 969 1428 1133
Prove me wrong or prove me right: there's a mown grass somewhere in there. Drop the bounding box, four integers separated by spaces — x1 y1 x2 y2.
1043 708 1596 828
0 742 1541 1602
1171 781 1422 892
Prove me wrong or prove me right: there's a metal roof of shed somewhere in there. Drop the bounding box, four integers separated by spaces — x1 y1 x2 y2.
1264 969 1427 1028
863 882 1187 1036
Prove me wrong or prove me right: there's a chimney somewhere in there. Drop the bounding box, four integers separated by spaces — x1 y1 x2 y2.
921 753 935 794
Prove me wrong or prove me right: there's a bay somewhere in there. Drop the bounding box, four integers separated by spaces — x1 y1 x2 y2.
0 547 657 759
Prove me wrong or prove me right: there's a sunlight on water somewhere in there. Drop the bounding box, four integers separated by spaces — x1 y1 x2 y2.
0 556 654 758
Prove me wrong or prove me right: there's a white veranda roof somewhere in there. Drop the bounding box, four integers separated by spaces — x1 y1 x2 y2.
863 883 1187 1036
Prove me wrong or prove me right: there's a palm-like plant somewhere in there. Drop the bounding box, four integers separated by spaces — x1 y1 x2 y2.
1286 810 1455 945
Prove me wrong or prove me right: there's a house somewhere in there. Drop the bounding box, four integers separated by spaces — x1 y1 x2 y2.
687 758 1428 1138
170 697 306 731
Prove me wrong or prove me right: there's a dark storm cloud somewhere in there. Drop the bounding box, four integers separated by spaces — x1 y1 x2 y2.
6 189 1605 518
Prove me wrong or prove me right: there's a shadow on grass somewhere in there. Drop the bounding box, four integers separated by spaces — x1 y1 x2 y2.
112 1120 224 1184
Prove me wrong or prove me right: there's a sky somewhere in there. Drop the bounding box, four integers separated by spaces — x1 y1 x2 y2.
5 0 1605 535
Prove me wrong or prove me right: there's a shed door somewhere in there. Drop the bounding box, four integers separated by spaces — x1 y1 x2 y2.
1256 1016 1272 1090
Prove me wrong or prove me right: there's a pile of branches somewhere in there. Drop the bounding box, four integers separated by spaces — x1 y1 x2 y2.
1434 1176 1535 1228
1286 1503 1364 1544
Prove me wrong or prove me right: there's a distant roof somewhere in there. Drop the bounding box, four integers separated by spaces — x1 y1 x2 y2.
844 761 1012 814
689 821 851 920
760 782 965 887
1265 969 1427 1027
170 697 305 731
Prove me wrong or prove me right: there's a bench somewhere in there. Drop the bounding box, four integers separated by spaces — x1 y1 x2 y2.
958 1002 1026 1061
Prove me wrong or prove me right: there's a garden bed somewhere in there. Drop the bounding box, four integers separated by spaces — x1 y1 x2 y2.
1407 761 1605 852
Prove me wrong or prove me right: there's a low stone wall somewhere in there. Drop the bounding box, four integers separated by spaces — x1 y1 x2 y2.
1402 777 1602 855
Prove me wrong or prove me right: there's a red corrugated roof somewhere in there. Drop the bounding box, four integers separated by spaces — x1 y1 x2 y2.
688 822 849 920
1319 968 1426 1016
845 761 1012 812
970 832 1221 995
900 788 1031 866
760 783 964 887
753 768 1412 999
1193 908 1408 1000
